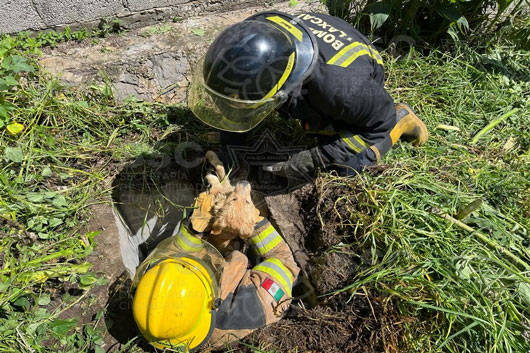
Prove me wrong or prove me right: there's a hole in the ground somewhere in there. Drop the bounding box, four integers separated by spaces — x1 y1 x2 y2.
107 134 205 345
111 136 203 276
105 132 404 351
67 287 83 297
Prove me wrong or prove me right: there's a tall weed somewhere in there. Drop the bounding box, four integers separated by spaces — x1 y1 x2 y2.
324 0 529 45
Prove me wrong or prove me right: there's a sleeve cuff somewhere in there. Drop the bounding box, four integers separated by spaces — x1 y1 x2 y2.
248 219 283 256
174 221 204 252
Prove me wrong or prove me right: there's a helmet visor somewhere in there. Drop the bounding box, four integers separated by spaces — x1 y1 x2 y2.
189 57 281 132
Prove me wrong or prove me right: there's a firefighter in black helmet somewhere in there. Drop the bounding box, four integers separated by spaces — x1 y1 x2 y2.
189 11 429 178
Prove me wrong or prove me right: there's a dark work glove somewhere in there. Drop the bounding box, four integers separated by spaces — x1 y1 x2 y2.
262 148 325 181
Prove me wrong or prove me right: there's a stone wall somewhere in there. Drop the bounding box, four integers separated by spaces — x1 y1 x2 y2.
0 0 278 34
38 0 325 104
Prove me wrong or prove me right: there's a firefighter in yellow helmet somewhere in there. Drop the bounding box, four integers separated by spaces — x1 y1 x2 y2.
131 206 300 350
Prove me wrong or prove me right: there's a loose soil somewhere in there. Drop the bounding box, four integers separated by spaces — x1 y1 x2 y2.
62 131 406 352
102 153 409 352
219 173 410 353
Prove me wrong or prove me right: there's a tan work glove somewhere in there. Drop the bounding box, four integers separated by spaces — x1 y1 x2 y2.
189 191 215 233
189 150 231 233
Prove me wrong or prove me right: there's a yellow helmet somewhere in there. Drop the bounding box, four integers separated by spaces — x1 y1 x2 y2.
131 235 224 350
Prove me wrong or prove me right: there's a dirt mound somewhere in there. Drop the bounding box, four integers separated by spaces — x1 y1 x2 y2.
311 249 359 294
246 291 404 353
231 176 409 353
264 178 380 277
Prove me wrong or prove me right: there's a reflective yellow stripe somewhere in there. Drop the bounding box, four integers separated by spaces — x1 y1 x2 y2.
339 132 362 153
340 49 378 68
249 225 282 255
254 258 293 296
266 16 303 42
262 52 295 100
175 224 203 252
327 41 383 67
353 135 369 148
253 235 282 255
328 42 364 65
339 131 370 153
176 237 198 252
342 137 361 153
250 225 274 244
180 225 202 244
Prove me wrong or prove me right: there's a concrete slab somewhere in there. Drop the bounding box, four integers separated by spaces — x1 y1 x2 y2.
39 0 326 103
0 0 46 33
126 0 190 12
34 0 125 27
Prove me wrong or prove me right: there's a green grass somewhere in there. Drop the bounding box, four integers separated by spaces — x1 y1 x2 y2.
0 35 183 352
0 24 529 353
319 44 529 352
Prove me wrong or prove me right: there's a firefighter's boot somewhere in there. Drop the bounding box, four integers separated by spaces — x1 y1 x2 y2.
390 103 429 146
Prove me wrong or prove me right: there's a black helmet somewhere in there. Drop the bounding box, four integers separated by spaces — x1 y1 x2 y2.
189 11 318 132
204 21 294 101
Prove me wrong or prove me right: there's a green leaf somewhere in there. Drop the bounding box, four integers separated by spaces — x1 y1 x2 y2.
96 277 109 286
38 232 50 239
2 55 35 73
41 167 52 177
79 273 98 286
49 217 63 228
38 294 51 306
10 55 35 73
4 146 24 163
0 279 12 292
6 122 24 135
0 102 15 119
0 75 19 88
289 0 299 7
517 282 530 305
4 76 18 86
13 296 31 310
93 334 105 346
26 323 42 335
52 194 68 208
85 324 97 337
436 4 469 30
27 193 45 202
49 319 77 336
456 259 474 280
366 1 390 31
86 231 101 245
456 16 469 30
35 307 51 319
192 28 205 36
94 346 105 353
76 101 89 108
45 191 58 199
